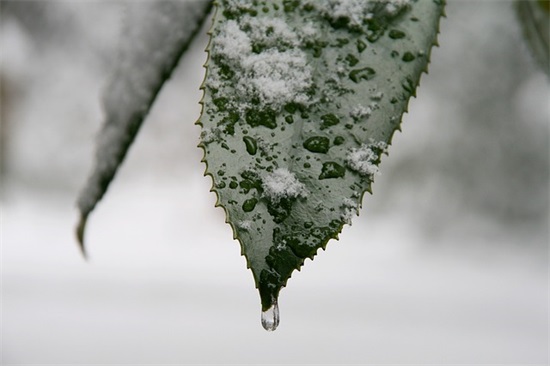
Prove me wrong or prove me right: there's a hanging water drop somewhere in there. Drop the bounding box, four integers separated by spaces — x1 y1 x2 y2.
261 300 280 331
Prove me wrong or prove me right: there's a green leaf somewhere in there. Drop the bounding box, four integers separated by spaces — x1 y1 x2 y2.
516 0 550 77
76 0 212 257
198 0 444 329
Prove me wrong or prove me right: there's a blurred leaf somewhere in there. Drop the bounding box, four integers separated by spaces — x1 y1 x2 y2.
516 0 550 76
76 0 213 257
199 0 444 328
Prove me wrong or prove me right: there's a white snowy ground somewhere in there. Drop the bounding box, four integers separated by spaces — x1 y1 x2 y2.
1 1 548 365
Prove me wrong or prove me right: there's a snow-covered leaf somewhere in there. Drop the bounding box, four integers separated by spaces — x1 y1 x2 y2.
76 0 212 256
198 0 444 329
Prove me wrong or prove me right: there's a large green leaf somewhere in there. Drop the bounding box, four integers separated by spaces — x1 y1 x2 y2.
198 0 444 330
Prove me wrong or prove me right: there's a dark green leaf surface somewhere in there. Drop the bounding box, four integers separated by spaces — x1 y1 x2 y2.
199 0 444 315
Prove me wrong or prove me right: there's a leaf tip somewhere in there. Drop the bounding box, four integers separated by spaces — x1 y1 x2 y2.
76 213 89 261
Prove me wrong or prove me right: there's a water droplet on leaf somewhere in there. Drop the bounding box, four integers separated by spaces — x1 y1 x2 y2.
243 136 258 155
261 301 280 331
389 29 406 39
333 136 345 145
320 114 340 130
319 162 346 179
303 136 330 153
349 67 376 83
242 198 258 212
356 39 367 53
345 54 359 66
246 108 277 129
402 52 416 62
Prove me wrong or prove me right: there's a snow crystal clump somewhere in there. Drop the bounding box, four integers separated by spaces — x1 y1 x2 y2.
341 198 358 225
238 221 252 230
211 15 312 110
243 16 300 49
326 0 368 27
346 141 388 178
384 0 411 16
350 105 372 120
300 22 318 39
313 0 411 28
239 49 311 108
213 20 251 63
262 168 308 203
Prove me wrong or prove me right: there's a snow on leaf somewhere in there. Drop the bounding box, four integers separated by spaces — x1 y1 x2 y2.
261 168 308 203
76 0 212 257
199 0 444 325
346 140 388 179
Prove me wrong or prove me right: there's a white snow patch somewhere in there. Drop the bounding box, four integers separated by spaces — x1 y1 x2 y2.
243 16 300 49
300 22 318 39
238 220 252 230
341 198 358 225
262 168 308 203
222 0 254 11
346 141 388 178
314 0 411 27
239 49 312 108
350 105 373 120
323 0 367 27
213 20 252 63
275 239 287 251
384 0 411 16
211 14 312 110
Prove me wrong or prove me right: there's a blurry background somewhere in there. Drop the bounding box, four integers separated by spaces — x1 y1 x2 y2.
1 0 548 364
